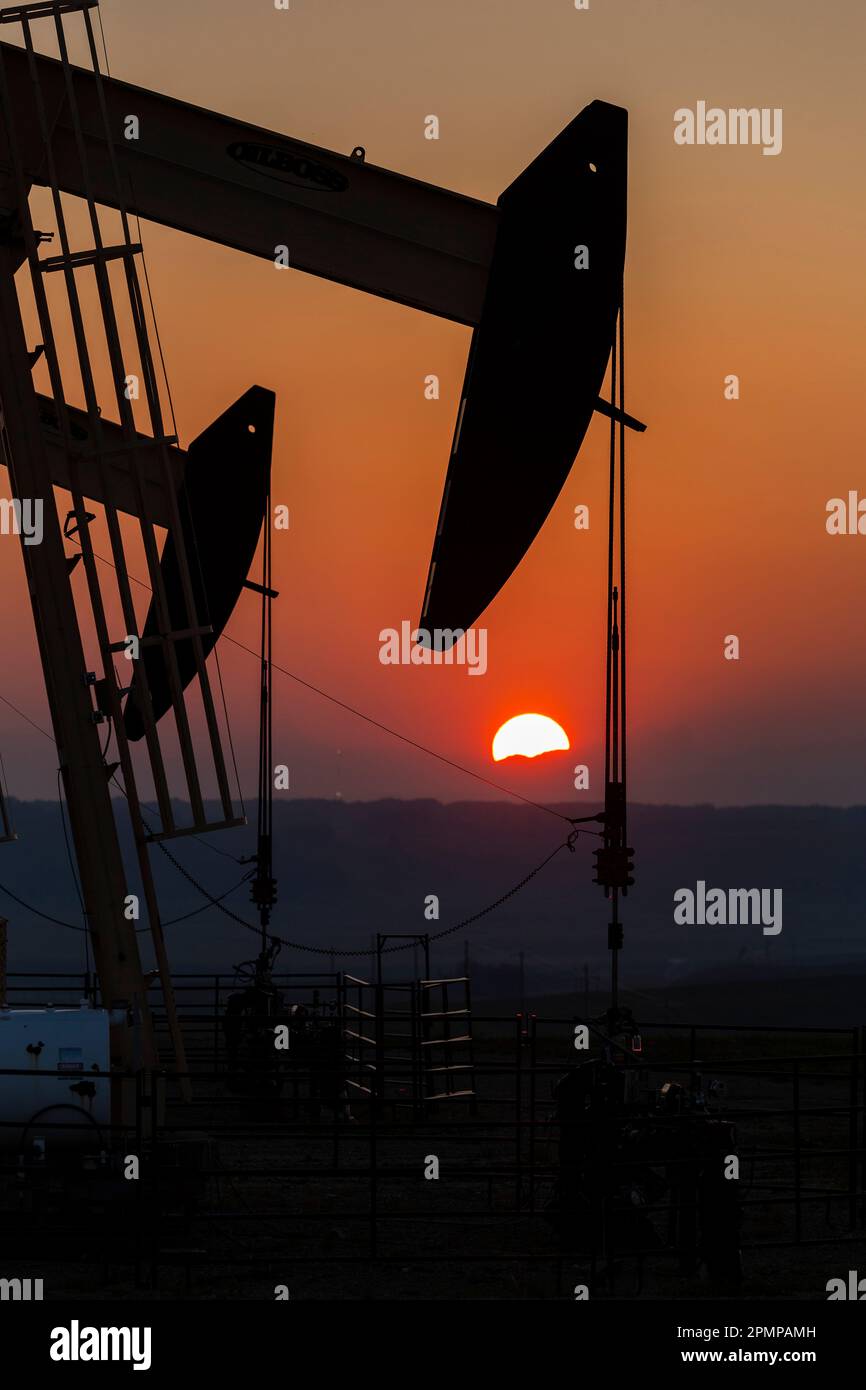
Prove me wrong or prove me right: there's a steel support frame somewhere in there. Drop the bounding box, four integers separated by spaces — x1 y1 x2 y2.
0 241 154 1070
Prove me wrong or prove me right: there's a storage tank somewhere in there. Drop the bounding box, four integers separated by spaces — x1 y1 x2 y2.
0 1004 110 1152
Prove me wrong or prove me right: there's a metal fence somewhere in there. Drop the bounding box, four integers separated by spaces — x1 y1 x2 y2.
1 972 864 1299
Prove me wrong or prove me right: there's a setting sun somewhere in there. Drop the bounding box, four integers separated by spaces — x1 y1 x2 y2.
491 713 570 762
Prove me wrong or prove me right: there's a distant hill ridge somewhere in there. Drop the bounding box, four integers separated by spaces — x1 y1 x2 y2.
2 800 864 999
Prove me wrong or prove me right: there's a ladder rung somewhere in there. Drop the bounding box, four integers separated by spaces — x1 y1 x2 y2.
76 435 179 460
343 1029 376 1046
0 2 98 23
137 625 213 648
39 243 143 273
107 626 211 654
144 815 246 844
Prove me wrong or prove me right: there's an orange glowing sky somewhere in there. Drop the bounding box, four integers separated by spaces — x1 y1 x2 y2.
0 0 864 806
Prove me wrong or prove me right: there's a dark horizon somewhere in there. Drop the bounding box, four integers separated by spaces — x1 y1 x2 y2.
3 799 864 995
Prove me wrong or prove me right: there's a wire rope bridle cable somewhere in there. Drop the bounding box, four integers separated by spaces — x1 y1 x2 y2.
599 293 629 1017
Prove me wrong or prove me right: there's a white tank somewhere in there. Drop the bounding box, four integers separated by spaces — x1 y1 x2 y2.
0 1004 110 1152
